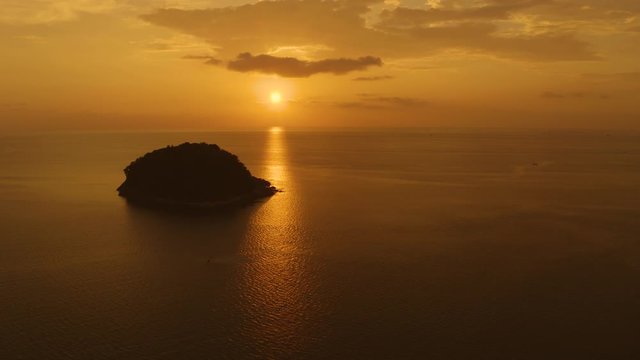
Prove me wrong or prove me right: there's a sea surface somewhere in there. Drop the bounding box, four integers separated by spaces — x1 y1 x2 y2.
1 129 639 359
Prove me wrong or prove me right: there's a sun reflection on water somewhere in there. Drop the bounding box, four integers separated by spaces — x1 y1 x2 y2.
236 128 315 356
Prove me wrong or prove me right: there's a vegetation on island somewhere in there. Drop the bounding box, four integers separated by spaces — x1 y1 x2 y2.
117 142 277 209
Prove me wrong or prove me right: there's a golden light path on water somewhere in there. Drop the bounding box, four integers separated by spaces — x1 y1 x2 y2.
236 127 316 356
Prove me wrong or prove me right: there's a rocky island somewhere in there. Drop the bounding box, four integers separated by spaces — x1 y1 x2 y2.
117 142 277 210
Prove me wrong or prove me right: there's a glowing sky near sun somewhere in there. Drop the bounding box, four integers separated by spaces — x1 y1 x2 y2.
1 0 639 131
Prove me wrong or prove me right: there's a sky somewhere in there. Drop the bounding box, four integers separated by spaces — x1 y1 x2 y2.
1 0 639 131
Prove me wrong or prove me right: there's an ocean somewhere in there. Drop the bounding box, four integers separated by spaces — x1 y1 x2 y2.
1 129 639 359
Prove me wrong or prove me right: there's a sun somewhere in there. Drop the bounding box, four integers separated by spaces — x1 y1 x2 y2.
270 91 282 104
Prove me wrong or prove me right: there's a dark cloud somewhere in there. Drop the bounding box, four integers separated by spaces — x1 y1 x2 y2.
331 94 429 109
335 101 386 109
1 102 28 111
182 55 222 65
582 72 640 82
353 75 394 81
182 52 382 77
358 94 429 107
293 93 429 109
541 91 610 99
225 53 382 77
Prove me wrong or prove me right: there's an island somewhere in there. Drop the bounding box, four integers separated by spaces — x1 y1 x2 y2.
117 142 278 210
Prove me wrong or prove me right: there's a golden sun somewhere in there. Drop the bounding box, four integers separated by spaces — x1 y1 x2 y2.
270 91 282 104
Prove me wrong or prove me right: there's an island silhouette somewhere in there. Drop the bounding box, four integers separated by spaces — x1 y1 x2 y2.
117 142 277 210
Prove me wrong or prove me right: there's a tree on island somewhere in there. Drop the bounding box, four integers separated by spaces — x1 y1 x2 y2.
117 142 277 209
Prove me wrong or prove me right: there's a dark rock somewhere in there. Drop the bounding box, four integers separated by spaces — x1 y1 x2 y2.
117 142 277 210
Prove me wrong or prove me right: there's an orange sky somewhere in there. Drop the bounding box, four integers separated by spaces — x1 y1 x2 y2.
1 0 639 131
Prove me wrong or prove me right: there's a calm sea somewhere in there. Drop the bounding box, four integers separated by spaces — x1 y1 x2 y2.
1 129 639 359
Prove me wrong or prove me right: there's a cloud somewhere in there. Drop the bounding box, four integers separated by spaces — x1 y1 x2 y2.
378 0 640 28
140 1 378 57
404 22 598 61
377 0 546 27
353 75 394 81
0 0 121 24
225 53 382 77
0 0 251 24
135 34 213 53
140 0 599 62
